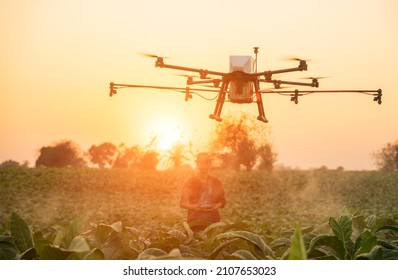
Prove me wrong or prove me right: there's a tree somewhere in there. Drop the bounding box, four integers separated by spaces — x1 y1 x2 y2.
0 160 20 168
88 142 117 168
236 137 257 171
139 150 159 170
257 143 277 171
210 113 277 171
373 140 398 171
112 144 142 169
35 140 85 167
164 142 190 169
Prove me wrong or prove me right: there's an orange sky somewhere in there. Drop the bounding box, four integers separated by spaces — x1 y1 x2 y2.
1 0 397 170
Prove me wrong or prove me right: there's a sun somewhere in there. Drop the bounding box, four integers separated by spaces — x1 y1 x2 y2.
158 131 180 151
146 119 183 152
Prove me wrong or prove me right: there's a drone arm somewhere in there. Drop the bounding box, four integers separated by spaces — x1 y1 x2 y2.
155 57 226 78
262 89 382 104
251 60 308 80
187 79 221 87
161 63 226 77
259 79 318 89
108 82 220 100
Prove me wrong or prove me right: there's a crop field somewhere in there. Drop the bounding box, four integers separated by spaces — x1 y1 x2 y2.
1 167 398 260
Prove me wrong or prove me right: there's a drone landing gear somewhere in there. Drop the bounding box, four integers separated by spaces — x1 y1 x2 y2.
254 83 268 123
255 94 268 123
209 81 229 122
209 80 269 123
209 114 222 122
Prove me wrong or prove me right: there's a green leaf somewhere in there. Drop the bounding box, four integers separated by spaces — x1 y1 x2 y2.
19 247 37 260
203 222 226 236
365 215 377 230
374 225 398 234
288 226 307 260
52 231 63 247
84 248 105 260
216 231 274 259
40 244 74 260
329 215 352 245
269 237 291 250
383 250 398 260
167 229 188 243
356 245 398 260
208 238 239 260
354 230 377 258
10 212 34 253
110 221 123 233
230 249 257 260
32 238 51 257
68 236 90 253
352 214 367 233
377 239 398 250
307 235 346 259
156 248 183 259
94 224 114 245
182 222 194 241
138 248 167 260
63 215 88 248
0 236 18 260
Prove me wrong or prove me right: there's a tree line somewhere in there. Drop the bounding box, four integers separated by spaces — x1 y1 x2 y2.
2 113 398 171
2 114 278 171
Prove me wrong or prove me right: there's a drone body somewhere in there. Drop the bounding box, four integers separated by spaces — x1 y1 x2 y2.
109 48 382 123
228 55 255 104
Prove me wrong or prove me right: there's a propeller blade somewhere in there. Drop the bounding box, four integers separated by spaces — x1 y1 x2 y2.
283 56 311 62
300 76 330 80
137 52 171 59
173 74 212 79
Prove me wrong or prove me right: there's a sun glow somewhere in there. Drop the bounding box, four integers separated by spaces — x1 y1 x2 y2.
146 118 183 152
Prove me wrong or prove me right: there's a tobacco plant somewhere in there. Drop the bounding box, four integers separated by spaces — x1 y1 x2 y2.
1 212 397 260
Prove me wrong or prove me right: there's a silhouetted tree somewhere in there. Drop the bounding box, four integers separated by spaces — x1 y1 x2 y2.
257 143 277 171
217 153 239 170
0 160 20 168
237 137 257 171
113 144 142 169
35 140 85 167
373 140 398 171
88 142 117 168
139 150 159 170
164 142 189 169
210 113 277 171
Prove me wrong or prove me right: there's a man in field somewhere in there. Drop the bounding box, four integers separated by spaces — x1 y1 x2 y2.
180 152 226 232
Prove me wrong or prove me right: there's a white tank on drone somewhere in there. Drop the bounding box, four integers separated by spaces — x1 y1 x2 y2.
229 55 254 73
228 55 254 103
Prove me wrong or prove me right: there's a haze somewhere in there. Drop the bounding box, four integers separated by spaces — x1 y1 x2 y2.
1 0 397 170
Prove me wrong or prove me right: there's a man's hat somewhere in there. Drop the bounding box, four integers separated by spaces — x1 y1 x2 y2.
196 152 211 163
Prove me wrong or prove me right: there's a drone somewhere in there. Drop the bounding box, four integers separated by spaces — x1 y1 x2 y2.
109 47 382 123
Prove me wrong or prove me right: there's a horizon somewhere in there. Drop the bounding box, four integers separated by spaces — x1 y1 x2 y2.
0 134 382 171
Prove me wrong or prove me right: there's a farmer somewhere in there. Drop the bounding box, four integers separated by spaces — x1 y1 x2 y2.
180 152 226 232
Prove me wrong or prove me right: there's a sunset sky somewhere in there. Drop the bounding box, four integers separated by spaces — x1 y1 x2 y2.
1 0 397 170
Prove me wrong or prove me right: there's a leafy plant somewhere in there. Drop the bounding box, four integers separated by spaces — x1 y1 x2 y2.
0 212 101 260
305 214 398 260
1 212 398 260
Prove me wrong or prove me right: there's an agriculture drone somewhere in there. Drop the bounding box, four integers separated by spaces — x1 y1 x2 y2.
109 47 382 123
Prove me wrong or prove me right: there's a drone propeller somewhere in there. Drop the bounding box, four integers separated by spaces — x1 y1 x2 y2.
283 56 312 62
300 76 330 80
137 52 171 59
174 74 212 79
